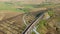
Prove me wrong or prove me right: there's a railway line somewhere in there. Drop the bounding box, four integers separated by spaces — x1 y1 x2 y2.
22 11 46 34
0 11 48 34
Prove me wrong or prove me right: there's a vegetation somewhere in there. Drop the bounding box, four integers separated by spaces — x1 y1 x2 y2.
0 1 60 34
0 2 33 12
0 2 59 12
36 20 47 34
31 8 55 34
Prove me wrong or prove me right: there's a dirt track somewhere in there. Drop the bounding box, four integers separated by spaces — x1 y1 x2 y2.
0 10 46 34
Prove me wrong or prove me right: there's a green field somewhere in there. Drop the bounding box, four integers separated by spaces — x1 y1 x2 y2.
0 2 60 13
0 2 34 12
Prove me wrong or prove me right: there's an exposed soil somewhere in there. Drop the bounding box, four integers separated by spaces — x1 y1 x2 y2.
0 10 24 20
0 7 60 34
0 9 46 34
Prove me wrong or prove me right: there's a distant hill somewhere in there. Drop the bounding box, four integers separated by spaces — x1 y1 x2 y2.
0 0 60 4
0 0 45 4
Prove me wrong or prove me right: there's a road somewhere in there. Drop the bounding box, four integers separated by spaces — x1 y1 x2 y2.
22 11 46 34
0 10 47 34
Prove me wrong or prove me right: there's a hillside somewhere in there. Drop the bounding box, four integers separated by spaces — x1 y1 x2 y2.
0 0 60 34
